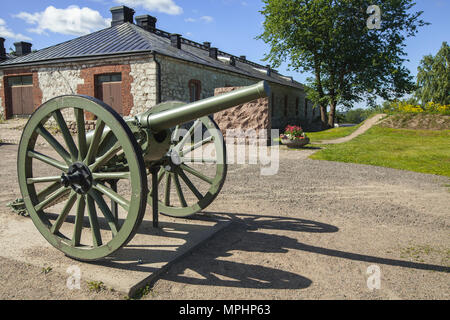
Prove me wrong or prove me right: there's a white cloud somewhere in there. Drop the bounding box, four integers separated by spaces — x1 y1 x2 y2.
116 0 183 15
14 6 111 36
184 18 196 23
0 18 32 41
199 16 214 23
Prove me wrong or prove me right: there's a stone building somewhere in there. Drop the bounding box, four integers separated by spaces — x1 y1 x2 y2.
0 6 321 134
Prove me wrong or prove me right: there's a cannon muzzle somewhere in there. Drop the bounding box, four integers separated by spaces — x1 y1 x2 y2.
139 80 270 132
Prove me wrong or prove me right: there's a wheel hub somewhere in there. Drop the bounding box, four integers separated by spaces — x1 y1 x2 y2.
61 162 93 194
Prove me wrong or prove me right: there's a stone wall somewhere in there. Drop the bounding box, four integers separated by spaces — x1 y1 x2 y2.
129 59 158 116
0 54 157 120
269 83 305 131
158 55 256 102
213 86 270 144
0 70 3 120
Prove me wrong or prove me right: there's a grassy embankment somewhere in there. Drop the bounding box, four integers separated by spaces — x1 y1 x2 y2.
310 125 450 177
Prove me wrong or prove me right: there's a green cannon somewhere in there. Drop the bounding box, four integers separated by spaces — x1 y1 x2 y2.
16 81 270 260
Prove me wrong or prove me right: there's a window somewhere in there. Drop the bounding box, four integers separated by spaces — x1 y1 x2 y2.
189 79 201 102
7 75 32 86
295 97 299 116
284 95 288 117
304 98 308 118
95 73 122 84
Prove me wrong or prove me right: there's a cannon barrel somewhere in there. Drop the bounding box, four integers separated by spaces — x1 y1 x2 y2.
139 80 270 132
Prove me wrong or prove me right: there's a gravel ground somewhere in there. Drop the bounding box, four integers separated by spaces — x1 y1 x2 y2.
0 122 449 300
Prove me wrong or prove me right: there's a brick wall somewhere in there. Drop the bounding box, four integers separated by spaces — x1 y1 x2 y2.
0 68 42 119
77 64 134 116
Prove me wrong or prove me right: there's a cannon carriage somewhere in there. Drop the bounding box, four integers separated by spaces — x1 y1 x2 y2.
16 81 270 260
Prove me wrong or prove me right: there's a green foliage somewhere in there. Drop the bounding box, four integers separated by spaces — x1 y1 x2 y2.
258 0 428 127
42 266 52 275
87 281 107 293
381 99 450 115
416 42 450 105
310 126 450 176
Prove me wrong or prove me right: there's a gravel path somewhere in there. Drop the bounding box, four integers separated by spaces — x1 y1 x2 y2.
0 120 448 300
316 114 386 144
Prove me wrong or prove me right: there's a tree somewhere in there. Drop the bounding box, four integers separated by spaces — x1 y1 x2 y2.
258 0 427 128
416 42 450 105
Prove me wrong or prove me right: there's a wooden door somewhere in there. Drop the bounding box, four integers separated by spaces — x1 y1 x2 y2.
7 75 33 116
95 74 123 115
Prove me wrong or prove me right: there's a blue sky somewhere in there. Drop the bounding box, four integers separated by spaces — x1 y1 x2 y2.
0 0 448 107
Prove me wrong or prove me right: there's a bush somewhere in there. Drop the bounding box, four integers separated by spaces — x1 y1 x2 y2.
382 100 450 115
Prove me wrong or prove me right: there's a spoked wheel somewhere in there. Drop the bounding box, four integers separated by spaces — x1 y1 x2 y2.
17 95 147 261
147 116 227 218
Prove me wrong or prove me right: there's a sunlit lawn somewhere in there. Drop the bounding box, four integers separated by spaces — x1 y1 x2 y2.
310 126 450 177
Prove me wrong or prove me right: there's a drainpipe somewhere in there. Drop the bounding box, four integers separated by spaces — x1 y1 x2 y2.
152 52 162 104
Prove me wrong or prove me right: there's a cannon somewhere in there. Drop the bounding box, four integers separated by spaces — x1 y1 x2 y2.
16 81 270 260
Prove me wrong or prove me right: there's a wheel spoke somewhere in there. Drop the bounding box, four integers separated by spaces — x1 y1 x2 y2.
176 120 201 150
177 168 203 200
172 125 180 142
180 136 214 157
85 119 105 165
89 142 122 172
75 108 87 161
181 157 217 164
86 195 102 247
27 176 62 184
180 164 214 184
92 172 130 180
36 125 72 164
72 195 85 246
88 190 118 236
28 150 68 171
37 182 62 202
34 186 69 212
50 191 77 234
53 110 78 161
164 173 171 206
93 182 130 212
173 173 187 207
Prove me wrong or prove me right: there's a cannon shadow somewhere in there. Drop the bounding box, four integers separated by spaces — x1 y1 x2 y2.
87 212 339 290
87 211 449 291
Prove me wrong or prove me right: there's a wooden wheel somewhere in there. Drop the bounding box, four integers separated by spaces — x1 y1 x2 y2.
147 116 227 217
17 95 147 261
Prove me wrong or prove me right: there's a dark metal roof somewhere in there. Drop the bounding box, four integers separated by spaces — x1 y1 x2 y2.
0 23 303 89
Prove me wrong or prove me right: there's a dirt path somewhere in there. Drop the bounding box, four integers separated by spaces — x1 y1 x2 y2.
0 136 448 299
316 114 386 144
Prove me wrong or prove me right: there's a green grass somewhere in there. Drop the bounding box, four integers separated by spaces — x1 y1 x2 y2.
310 126 450 177
306 122 364 142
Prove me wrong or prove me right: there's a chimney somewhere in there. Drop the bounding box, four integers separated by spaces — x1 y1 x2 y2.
170 34 181 49
14 41 32 56
240 55 246 61
110 6 135 27
0 38 6 60
229 56 236 66
209 47 218 60
203 42 211 49
266 64 271 76
135 15 157 32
